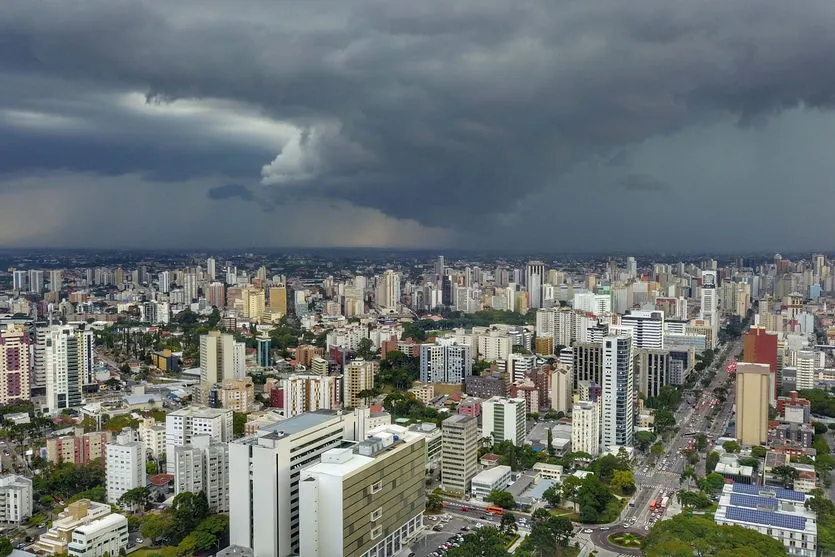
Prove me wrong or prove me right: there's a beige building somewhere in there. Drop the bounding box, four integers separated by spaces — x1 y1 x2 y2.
343 358 377 409
33 499 112 555
736 363 771 446
242 288 266 322
571 401 600 456
408 382 435 404
550 367 572 414
268 286 288 315
138 418 167 461
299 425 425 557
46 431 112 465
220 378 255 413
0 326 31 406
441 414 479 494
198 331 246 405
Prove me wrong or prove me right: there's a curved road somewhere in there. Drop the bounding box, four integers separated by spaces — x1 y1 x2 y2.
588 529 644 555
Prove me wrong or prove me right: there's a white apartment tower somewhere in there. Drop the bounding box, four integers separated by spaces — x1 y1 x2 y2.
441 414 479 494
174 435 229 512
620 310 665 350
525 261 545 309
183 271 198 303
0 475 33 524
481 397 526 446
207 257 216 281
165 407 233 473
376 270 401 312
105 430 145 505
281 374 339 418
601 335 634 449
572 401 600 456
419 338 473 383
700 270 719 345
34 324 94 412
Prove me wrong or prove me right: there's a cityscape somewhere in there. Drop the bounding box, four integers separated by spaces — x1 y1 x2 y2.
0 250 831 557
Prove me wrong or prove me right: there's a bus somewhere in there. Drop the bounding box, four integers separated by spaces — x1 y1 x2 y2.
649 500 657 511
486 506 505 515
660 497 669 509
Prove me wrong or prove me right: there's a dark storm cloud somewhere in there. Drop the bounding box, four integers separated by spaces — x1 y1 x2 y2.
207 184 255 202
622 173 669 192
3 0 835 242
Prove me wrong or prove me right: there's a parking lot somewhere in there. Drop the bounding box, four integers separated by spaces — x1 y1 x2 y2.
408 509 530 557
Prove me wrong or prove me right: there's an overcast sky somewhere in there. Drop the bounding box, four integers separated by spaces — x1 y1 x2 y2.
3 1 835 252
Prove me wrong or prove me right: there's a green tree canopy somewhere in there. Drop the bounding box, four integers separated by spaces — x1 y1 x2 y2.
446 526 506 557
643 514 788 556
485 490 516 509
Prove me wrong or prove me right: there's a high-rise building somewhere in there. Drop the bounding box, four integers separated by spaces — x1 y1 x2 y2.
138 418 166 461
700 270 719 345
229 410 359 557
743 326 779 397
207 281 226 308
571 401 600 456
280 375 339 418
0 475 33 524
441 414 479 494
343 358 377 409
299 425 425 557
525 261 545 309
795 351 819 391
573 342 603 387
34 324 94 412
736 363 771 446
256 337 272 368
11 270 27 291
28 270 43 294
268 286 288 315
158 271 171 293
183 271 198 303
198 331 246 405
636 349 670 399
626 256 637 278
242 288 265 322
419 338 472 384
174 435 229 512
481 397 526 446
165 407 233 473
376 270 401 312
550 367 572 414
601 335 634 449
48 270 62 293
0 326 31 406
105 430 145 505
621 310 664 349
206 257 216 281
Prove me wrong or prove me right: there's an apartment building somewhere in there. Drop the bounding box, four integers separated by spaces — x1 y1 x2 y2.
440 414 479 494
67 513 129 557
174 435 229 512
165 407 233 473
0 475 32 524
46 430 112 465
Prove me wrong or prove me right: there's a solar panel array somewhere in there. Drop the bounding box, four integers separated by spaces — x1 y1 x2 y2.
729 493 778 511
730 482 805 502
725 507 806 530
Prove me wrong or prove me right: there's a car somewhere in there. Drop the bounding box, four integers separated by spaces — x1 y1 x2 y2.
136 538 143 544
600 527 610 531
583 529 593 533
460 506 469 511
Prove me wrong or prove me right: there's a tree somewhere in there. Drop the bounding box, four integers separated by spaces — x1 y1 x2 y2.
679 465 697 487
356 338 375 360
521 515 573 556
750 445 767 458
446 526 506 557
233 412 248 437
634 430 658 452
500 512 517 535
695 434 708 451
169 491 210 543
560 475 582 511
543 484 561 507
653 408 677 435
0 537 12 557
576 475 613 523
813 421 828 435
117 486 150 512
701 472 726 493
706 450 720 473
140 512 173 543
772 465 799 488
426 493 443 512
650 441 665 460
610 470 636 495
643 514 788 557
589 454 628 483
485 490 515 509
722 440 740 453
547 428 555 457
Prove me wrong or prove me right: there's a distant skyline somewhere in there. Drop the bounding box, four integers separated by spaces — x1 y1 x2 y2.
4 2 835 251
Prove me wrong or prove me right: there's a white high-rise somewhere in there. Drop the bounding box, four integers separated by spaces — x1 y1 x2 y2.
207 257 216 281
158 271 170 293
48 270 62 293
105 430 145 505
601 335 634 449
11 271 27 291
525 261 545 309
571 401 600 456
34 325 94 412
419 338 472 383
165 407 233 473
198 331 246 405
183 271 198 303
621 310 665 350
700 270 719 345
28 270 43 294
481 397 526 446
376 270 401 312
0 475 33 523
173 435 229 512
280 374 339 418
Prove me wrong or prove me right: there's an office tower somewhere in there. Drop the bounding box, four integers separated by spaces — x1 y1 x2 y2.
481 397 526 446
441 414 479 494
299 425 425 557
198 331 246 405
48 270 62 293
207 257 216 281
229 410 359 557
207 281 226 308
525 261 545 309
183 271 198 303
551 368 572 414
573 342 603 387
419 338 472 383
242 288 265 322
700 270 719 345
0 326 31 405
435 255 445 286
344 358 377 409
621 310 664 349
626 256 637 278
601 335 634 449
636 349 670 399
279 375 339 417
12 270 27 292
28 270 43 294
376 270 401 312
174 435 229 512
268 286 288 314
35 324 93 412
165 407 233 473
736 363 770 446
105 430 145 504
0 475 32 524
46 431 112 465
66 514 129 556
571 401 601 456
743 326 779 396
158 271 170 293
256 337 272 368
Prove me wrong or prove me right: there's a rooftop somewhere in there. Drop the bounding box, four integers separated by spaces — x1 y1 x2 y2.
472 465 512 484
259 409 344 438
169 406 231 418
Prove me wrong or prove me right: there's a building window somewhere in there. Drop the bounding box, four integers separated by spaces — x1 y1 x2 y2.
369 481 383 494
371 526 383 540
370 507 383 521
